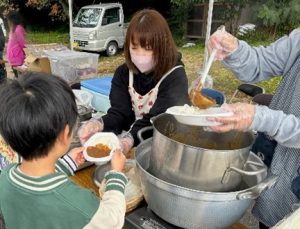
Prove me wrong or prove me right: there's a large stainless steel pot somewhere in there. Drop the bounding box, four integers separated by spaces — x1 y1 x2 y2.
135 139 277 229
138 113 259 192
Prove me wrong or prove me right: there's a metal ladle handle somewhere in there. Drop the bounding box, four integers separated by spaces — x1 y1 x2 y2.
196 25 225 91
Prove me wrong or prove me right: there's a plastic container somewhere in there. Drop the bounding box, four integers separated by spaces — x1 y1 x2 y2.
80 76 113 112
45 50 99 84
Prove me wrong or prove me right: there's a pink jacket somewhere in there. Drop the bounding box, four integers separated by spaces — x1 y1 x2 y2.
7 25 26 66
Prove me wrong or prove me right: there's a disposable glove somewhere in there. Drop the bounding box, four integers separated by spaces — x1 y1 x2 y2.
78 118 104 144
207 103 256 132
208 29 239 60
119 133 134 156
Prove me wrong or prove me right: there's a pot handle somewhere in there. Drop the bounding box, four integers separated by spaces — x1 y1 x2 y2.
137 126 153 142
236 175 278 200
221 155 267 184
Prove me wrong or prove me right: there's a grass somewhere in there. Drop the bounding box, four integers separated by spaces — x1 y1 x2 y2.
27 31 69 45
26 30 282 102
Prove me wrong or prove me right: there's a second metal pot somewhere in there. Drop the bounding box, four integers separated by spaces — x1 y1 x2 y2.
135 139 277 229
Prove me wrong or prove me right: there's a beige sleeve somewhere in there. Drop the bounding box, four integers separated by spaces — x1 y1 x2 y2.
83 190 126 229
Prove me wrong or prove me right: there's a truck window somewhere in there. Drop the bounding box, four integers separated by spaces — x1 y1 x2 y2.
102 7 120 26
74 8 102 28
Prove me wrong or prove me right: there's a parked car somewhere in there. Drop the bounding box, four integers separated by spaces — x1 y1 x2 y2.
73 3 128 56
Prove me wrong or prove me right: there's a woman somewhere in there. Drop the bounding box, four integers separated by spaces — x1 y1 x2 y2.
79 9 190 154
6 11 26 78
207 28 300 228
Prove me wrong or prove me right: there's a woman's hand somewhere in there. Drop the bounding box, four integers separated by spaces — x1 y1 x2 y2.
111 149 126 172
119 136 134 157
207 103 256 132
208 29 239 60
67 146 85 167
78 118 104 144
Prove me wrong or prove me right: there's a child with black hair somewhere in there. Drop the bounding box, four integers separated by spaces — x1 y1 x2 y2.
0 72 128 229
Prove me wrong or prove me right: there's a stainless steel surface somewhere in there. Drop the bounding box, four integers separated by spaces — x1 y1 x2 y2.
147 113 256 192
93 160 136 186
135 139 277 229
77 105 92 122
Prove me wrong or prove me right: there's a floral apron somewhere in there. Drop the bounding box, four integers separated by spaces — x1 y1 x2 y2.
128 65 182 120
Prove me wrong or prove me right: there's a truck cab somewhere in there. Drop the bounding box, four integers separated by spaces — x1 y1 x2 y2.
73 3 127 56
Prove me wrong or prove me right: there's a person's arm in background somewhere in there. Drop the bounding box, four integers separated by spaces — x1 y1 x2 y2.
78 65 135 144
208 103 300 149
209 29 300 82
102 64 135 134
129 66 190 145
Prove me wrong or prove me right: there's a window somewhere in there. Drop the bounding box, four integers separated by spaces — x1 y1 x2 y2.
74 8 102 28
102 7 120 26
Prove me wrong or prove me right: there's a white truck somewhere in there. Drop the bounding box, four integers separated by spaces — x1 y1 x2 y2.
73 3 128 56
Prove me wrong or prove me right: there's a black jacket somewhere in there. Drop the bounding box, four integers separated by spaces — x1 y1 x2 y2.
102 58 190 145
0 26 4 51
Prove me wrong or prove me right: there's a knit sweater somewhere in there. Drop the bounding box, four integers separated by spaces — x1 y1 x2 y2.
223 28 300 226
102 59 190 145
0 161 128 229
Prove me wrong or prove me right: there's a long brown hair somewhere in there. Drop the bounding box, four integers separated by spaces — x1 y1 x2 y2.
124 9 178 81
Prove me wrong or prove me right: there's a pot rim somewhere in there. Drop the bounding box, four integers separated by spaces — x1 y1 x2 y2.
154 128 254 152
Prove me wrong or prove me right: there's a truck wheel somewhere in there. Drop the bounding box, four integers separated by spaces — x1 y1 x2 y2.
106 41 118 56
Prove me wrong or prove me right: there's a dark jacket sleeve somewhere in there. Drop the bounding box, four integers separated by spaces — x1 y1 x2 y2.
129 66 191 145
102 65 135 134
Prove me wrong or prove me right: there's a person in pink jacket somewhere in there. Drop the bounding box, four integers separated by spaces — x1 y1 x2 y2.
6 11 26 78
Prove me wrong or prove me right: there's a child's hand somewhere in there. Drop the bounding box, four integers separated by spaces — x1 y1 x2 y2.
67 147 85 166
111 149 126 172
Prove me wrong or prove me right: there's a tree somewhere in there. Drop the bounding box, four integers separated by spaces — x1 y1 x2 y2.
0 0 70 21
252 0 300 36
169 0 249 38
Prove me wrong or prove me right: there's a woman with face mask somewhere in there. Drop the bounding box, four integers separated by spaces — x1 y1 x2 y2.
78 9 190 154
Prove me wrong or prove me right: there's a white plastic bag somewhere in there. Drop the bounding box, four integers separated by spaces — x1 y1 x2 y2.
73 89 93 108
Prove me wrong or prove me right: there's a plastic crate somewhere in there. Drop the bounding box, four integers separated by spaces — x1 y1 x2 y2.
46 50 99 84
80 76 113 112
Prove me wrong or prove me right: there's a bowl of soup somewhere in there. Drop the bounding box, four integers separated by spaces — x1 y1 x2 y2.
83 132 120 165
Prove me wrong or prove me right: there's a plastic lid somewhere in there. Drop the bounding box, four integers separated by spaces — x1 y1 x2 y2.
81 76 113 96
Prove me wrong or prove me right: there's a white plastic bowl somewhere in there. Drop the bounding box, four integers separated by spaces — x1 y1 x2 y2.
166 105 233 126
83 132 120 165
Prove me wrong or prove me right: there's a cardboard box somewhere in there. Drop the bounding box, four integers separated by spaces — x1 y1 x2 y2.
24 43 68 74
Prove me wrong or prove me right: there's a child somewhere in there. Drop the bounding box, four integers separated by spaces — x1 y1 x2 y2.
6 11 26 78
0 72 128 229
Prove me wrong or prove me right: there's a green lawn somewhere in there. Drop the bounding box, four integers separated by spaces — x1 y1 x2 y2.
27 30 281 102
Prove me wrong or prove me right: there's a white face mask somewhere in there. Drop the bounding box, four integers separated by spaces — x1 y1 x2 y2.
131 54 155 73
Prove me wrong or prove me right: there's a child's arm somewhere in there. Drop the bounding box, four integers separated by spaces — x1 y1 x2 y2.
57 147 84 176
84 171 128 229
84 150 128 229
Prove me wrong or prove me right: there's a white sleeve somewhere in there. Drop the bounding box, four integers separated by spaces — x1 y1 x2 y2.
83 190 126 229
0 18 6 37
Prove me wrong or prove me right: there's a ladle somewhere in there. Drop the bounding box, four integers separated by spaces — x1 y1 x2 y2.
190 49 217 109
190 26 225 109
